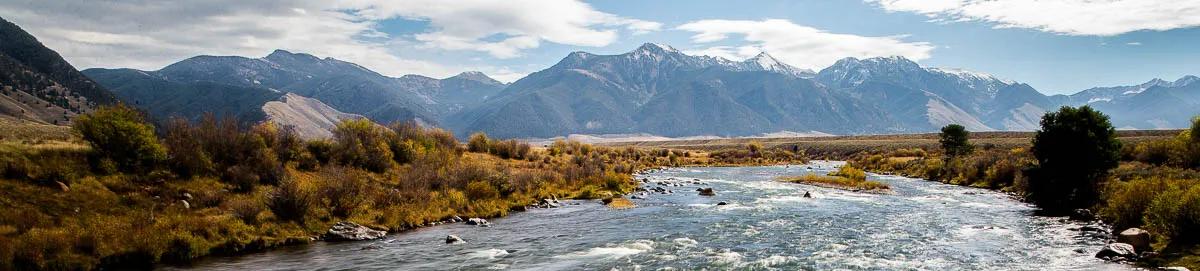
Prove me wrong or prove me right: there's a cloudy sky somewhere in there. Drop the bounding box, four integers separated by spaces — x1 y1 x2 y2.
2 0 1198 94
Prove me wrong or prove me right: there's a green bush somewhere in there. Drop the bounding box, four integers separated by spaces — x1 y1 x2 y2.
72 105 166 172
1028 106 1122 212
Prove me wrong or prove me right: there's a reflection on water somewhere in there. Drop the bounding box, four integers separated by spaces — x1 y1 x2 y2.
165 161 1127 270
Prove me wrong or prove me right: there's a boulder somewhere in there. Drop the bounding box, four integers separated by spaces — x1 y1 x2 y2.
55 181 70 192
698 188 716 196
182 192 193 200
1095 243 1138 261
717 201 728 206
446 235 465 244
180 200 190 209
450 216 463 223
325 221 386 241
1117 228 1151 252
466 218 489 226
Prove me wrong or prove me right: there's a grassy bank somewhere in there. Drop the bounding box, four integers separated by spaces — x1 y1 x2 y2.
847 129 1200 269
0 106 807 270
777 165 890 193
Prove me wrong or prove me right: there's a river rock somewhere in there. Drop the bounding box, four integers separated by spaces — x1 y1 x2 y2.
1095 243 1138 261
450 215 463 223
1118 228 1151 252
446 235 465 244
717 201 728 206
325 221 386 241
466 218 489 226
698 188 716 196
1070 209 1096 221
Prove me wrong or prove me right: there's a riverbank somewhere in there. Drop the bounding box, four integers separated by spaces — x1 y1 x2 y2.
0 110 809 270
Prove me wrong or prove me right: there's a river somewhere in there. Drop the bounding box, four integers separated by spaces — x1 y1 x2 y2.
165 161 1128 270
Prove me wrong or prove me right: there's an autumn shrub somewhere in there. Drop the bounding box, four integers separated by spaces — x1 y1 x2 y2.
830 165 867 181
1144 183 1200 246
305 140 334 164
1102 177 1172 231
465 180 500 200
318 166 370 218
467 132 490 153
332 119 394 173
163 118 214 177
266 176 315 223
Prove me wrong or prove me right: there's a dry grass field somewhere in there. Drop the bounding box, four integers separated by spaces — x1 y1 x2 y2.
604 130 1181 158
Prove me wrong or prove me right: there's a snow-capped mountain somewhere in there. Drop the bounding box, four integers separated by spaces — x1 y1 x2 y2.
82 41 1199 139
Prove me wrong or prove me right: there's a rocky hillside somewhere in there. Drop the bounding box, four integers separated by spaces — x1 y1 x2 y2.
0 16 117 125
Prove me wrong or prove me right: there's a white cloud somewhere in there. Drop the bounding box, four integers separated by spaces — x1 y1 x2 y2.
677 19 935 70
340 0 661 58
0 0 454 77
870 0 1200 36
1126 42 1142 46
0 0 657 78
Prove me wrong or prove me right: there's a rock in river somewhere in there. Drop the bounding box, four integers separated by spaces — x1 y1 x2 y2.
698 188 715 196
446 235 465 244
1095 243 1138 261
467 218 490 226
325 221 386 241
1117 228 1151 252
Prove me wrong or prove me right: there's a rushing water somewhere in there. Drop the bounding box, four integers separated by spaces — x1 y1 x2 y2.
167 162 1129 270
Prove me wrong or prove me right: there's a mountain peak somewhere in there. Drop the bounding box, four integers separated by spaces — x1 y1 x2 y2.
447 71 502 85
634 42 678 54
264 49 321 63
1173 75 1198 86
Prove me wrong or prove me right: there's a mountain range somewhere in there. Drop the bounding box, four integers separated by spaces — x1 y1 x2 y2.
1 15 1195 139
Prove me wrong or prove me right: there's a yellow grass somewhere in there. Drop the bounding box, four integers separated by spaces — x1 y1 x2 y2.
777 173 890 193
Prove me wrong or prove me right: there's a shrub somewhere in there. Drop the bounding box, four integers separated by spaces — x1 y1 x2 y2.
72 105 166 172
1028 106 1122 212
305 140 334 164
225 198 265 225
1102 177 1171 231
266 176 315 223
939 124 974 157
162 118 214 178
465 181 500 200
318 167 369 218
830 165 867 181
467 132 490 153
1144 184 1200 245
332 119 394 172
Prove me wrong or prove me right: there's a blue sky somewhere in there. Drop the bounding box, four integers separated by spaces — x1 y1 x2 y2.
2 0 1198 94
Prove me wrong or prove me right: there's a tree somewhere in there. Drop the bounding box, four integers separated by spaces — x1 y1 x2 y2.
939 124 974 157
72 104 166 172
1027 106 1122 212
